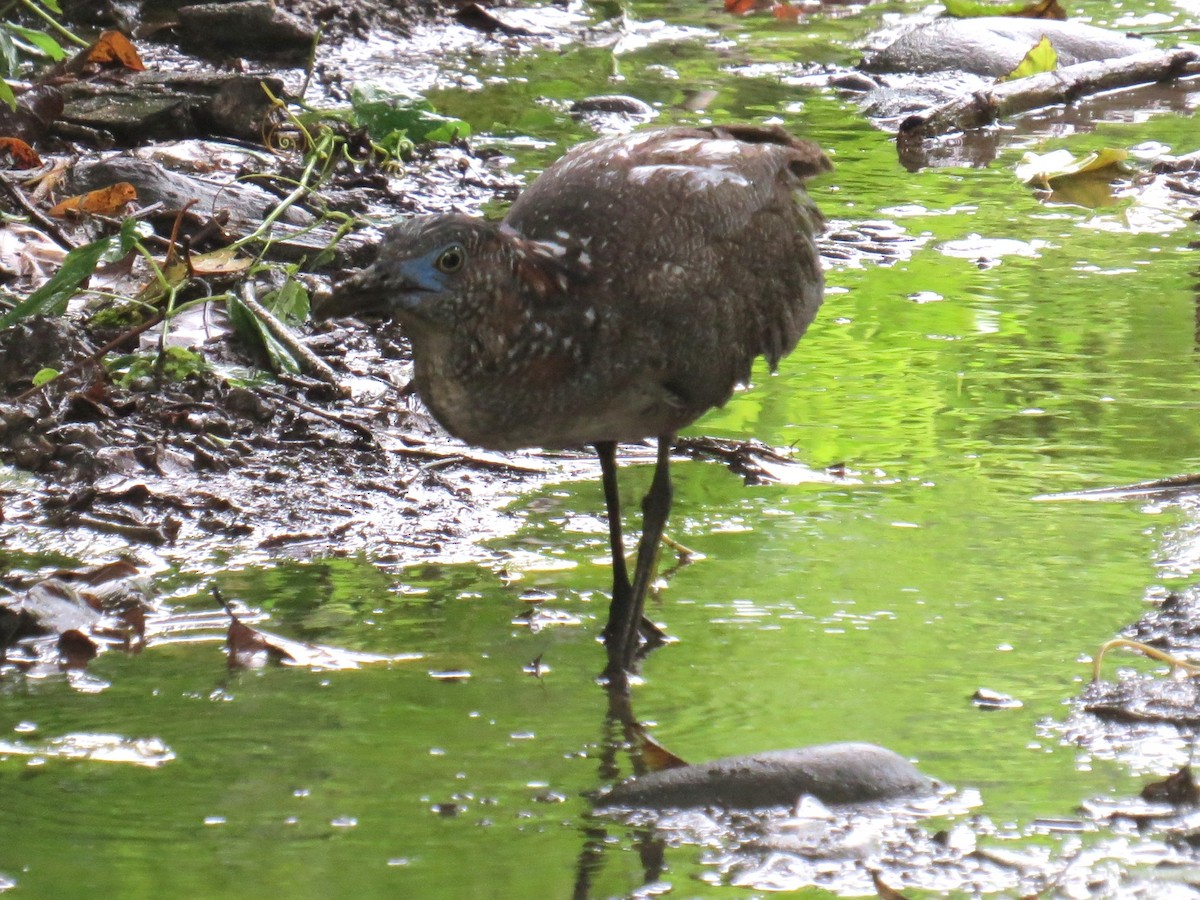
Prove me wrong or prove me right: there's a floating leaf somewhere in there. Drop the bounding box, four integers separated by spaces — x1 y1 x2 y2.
48 181 138 218
638 731 689 772
223 608 411 671
85 30 145 72
1014 147 1130 188
1000 35 1058 81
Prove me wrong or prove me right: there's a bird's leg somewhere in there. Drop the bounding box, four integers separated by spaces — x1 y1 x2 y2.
620 435 675 663
596 441 633 648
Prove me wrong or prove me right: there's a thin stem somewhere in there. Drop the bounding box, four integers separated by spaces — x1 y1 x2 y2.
1092 638 1200 682
18 0 87 47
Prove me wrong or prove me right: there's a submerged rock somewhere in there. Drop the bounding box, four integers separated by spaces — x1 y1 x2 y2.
598 742 933 810
862 18 1153 78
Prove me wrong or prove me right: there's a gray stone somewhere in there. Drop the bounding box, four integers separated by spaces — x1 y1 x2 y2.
598 742 933 810
862 18 1153 78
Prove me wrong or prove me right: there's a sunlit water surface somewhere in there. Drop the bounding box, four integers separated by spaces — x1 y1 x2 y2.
3 0 1200 896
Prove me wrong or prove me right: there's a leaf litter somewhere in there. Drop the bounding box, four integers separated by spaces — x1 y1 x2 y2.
1 561 419 691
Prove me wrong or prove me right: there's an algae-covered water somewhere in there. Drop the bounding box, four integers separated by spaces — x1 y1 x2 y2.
3 1 1200 896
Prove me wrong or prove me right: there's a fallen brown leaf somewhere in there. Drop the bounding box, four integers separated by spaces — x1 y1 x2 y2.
49 182 138 218
0 136 42 169
86 31 146 72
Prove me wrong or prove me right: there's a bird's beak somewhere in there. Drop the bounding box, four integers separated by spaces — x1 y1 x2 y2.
313 266 396 320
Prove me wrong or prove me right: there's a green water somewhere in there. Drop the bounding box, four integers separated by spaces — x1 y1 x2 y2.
4 2 1200 896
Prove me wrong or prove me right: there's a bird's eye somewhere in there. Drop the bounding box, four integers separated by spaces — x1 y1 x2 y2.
435 245 466 273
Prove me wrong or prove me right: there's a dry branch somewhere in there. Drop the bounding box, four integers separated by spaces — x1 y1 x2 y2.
899 48 1200 140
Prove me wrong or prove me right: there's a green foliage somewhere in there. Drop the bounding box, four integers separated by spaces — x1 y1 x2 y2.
263 277 310 326
349 85 471 147
226 277 310 375
107 346 209 387
31 366 58 386
6 22 69 61
0 235 116 328
1001 36 1058 81
0 1 76 108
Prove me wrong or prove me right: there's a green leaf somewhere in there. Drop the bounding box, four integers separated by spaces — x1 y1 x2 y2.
7 24 68 61
0 29 20 78
31 367 59 386
349 85 470 145
262 278 310 326
943 0 1051 16
226 295 301 375
0 79 15 111
0 236 115 328
1001 36 1058 81
156 346 207 382
107 347 209 387
119 217 154 253
32 0 64 14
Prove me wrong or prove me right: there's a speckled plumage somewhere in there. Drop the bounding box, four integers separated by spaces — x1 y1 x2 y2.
324 125 829 451
321 125 830 678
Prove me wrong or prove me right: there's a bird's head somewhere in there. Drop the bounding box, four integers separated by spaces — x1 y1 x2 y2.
318 215 506 328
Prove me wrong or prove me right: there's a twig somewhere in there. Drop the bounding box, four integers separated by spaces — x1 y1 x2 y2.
900 49 1200 139
0 171 78 251
1092 638 1200 682
255 385 378 446
1128 26 1200 37
386 440 548 474
237 281 343 388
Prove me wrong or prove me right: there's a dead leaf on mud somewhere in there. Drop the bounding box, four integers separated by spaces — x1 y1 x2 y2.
0 561 150 679
188 247 252 276
58 628 99 669
53 558 141 586
724 0 815 16
59 30 147 76
86 31 147 72
1141 767 1200 807
453 3 535 35
0 137 41 169
48 182 138 218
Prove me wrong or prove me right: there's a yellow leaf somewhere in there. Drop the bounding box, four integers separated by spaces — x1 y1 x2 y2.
1014 147 1130 188
189 248 252 276
1000 35 1058 82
